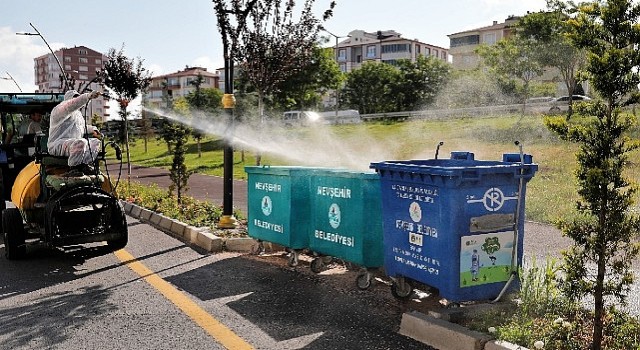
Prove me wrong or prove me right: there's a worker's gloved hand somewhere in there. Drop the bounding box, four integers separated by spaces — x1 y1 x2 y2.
89 90 101 99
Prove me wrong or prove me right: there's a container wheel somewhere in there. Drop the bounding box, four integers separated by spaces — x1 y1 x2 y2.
3 208 26 260
310 257 325 273
287 250 299 267
549 106 561 113
390 277 412 299
356 271 372 290
250 241 265 255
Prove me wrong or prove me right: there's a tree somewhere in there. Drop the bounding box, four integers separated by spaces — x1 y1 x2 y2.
168 97 193 206
516 4 587 117
394 55 452 111
186 74 222 158
544 1 640 348
476 38 544 109
234 0 335 165
341 61 401 114
236 0 335 115
100 45 152 182
269 45 342 111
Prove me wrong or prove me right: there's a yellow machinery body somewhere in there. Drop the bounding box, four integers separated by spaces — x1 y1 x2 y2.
11 161 114 210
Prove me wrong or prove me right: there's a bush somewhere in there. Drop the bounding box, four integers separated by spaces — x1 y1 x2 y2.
115 181 246 234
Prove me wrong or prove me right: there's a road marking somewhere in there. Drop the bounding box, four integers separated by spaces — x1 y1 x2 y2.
114 249 254 350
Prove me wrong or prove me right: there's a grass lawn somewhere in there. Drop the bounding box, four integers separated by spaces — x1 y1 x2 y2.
121 113 640 225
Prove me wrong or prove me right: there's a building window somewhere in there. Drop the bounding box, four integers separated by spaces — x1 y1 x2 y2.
65 65 72 71
339 63 347 72
78 66 88 72
366 45 376 58
450 35 480 47
79 49 88 55
79 57 88 64
433 49 438 57
425 47 430 56
442 51 447 60
338 49 346 61
484 33 497 45
416 45 420 54
382 59 399 66
381 44 409 54
79 74 89 80
95 58 102 65
64 56 71 62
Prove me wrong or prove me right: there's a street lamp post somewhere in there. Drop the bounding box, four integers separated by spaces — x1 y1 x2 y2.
320 27 348 123
17 22 70 91
1 72 22 92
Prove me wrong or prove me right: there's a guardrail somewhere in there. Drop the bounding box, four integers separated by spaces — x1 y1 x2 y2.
359 102 552 121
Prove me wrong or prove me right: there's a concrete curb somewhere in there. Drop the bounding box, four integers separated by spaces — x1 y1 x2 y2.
120 200 530 350
120 200 256 253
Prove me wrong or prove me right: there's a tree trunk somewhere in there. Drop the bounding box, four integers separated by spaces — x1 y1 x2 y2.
197 138 202 158
122 106 132 184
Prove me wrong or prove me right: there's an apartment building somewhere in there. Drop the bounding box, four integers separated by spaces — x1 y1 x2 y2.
34 45 109 121
144 66 220 109
447 16 519 70
332 29 449 73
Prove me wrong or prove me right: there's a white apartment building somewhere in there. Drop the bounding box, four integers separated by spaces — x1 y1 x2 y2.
333 29 449 73
144 66 220 109
447 16 519 70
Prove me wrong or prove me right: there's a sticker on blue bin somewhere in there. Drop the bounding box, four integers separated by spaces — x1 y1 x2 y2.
460 232 514 287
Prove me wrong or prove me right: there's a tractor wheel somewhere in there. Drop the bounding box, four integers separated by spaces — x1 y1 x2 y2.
107 232 128 251
3 208 26 260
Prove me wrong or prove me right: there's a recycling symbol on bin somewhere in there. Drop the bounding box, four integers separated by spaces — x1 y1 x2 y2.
466 187 518 212
328 203 341 229
261 196 272 216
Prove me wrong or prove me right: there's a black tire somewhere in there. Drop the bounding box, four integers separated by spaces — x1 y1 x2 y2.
3 208 26 260
549 106 561 113
390 278 413 299
107 232 128 251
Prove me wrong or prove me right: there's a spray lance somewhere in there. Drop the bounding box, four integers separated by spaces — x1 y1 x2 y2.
492 140 525 303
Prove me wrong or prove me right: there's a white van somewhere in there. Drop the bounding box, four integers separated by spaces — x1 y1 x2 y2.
282 110 322 126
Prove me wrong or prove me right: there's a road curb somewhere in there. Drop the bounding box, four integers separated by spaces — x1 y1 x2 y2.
120 200 256 253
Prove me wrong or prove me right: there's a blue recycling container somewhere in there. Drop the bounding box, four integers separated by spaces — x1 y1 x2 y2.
245 166 321 249
308 170 383 268
370 152 538 302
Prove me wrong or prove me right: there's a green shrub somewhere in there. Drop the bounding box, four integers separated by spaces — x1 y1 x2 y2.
115 181 246 232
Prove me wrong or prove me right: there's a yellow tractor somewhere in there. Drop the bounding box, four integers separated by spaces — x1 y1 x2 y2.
0 93 127 259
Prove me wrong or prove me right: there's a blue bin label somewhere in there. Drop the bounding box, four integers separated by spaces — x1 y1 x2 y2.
460 231 514 287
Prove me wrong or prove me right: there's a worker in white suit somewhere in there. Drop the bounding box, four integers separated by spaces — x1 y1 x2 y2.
48 90 102 171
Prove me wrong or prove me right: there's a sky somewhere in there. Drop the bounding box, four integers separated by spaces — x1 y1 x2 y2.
0 0 547 95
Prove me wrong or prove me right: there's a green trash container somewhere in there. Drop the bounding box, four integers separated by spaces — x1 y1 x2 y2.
245 166 320 266
308 170 384 289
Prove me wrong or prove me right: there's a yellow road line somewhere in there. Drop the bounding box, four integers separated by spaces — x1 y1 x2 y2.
114 249 254 350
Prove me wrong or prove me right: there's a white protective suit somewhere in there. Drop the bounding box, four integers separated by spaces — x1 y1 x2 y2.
48 90 101 167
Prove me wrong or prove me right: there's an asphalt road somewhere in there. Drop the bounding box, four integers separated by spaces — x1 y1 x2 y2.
0 215 433 350
107 163 640 317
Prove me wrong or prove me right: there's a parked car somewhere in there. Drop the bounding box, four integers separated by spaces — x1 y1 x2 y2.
549 95 592 113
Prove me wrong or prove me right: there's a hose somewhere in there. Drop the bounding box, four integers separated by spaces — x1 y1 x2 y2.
492 140 525 303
